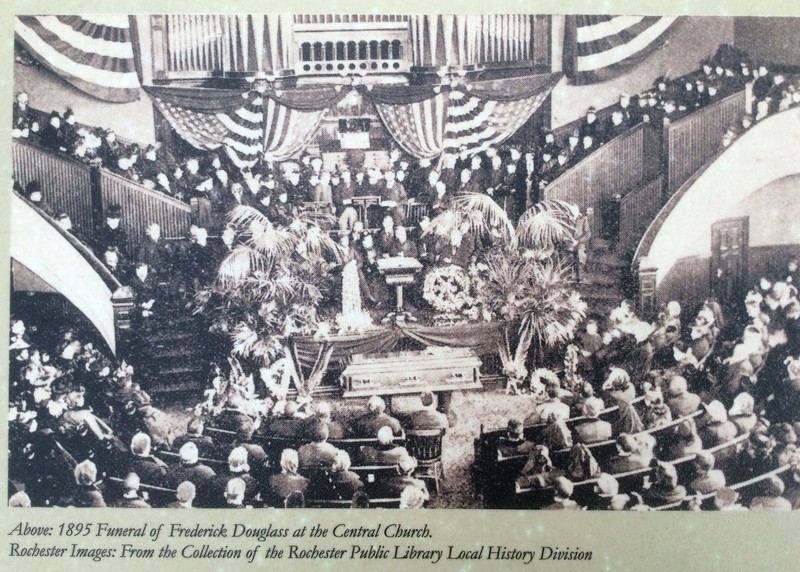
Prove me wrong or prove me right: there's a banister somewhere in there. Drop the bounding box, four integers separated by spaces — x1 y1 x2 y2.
14 192 122 292
98 169 192 213
632 103 800 268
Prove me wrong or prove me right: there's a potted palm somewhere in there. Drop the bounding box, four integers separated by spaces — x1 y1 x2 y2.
193 205 342 396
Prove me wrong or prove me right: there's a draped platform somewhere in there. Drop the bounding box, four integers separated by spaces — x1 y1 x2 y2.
291 321 504 368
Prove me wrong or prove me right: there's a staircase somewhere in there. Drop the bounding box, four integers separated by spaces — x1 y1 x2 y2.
574 238 632 317
132 300 211 395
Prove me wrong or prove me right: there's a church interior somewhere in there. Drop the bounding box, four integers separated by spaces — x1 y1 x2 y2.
8 14 800 511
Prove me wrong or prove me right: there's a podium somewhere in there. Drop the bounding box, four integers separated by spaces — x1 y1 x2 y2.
376 256 423 321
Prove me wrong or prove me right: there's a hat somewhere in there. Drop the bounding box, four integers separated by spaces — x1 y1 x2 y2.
725 344 751 365
106 204 122 218
787 357 800 381
554 477 574 498
745 290 763 305
677 418 697 439
616 433 637 454
583 397 604 418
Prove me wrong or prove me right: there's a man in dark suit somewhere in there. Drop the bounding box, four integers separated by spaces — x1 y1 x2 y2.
407 391 448 431
127 432 168 483
298 420 341 472
165 442 216 489
213 394 256 436
350 395 403 437
172 418 216 458
94 204 128 259
113 473 152 508
361 426 412 465
381 455 430 500
166 481 196 508
266 449 309 507
199 447 259 508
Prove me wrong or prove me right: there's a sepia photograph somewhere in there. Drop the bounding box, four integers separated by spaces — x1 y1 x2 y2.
7 10 800 517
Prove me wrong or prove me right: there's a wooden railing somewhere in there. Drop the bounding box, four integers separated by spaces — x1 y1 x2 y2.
12 139 95 246
542 123 661 238
665 90 747 195
618 176 665 257
11 193 123 353
12 140 193 258
99 171 192 254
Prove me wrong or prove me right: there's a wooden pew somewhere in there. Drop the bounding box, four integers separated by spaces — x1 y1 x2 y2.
306 497 403 509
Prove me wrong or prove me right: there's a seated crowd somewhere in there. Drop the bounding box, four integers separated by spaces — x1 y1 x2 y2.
8 317 445 509
480 255 800 510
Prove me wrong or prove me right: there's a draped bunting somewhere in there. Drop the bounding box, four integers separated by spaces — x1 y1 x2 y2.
262 98 329 162
441 76 558 159
151 96 227 151
146 86 330 162
144 73 558 163
564 15 681 84
15 15 141 103
373 92 447 160
219 93 265 169
290 322 503 369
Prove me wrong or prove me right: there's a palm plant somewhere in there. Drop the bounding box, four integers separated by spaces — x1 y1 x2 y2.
423 192 515 243
474 242 586 391
194 205 342 369
515 199 578 253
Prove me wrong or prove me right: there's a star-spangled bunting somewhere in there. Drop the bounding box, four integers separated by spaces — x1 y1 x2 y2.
15 15 141 103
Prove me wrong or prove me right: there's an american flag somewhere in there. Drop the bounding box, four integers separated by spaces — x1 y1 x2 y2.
567 15 680 84
373 92 448 160
218 92 265 169
15 15 141 103
442 85 555 159
152 97 228 151
152 90 329 168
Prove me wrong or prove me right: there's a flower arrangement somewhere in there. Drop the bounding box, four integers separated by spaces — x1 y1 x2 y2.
423 265 473 313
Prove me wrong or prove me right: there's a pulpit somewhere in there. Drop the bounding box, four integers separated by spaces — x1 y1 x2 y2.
376 256 423 322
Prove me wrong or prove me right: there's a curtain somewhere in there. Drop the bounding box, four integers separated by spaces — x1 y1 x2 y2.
15 15 141 103
564 15 682 85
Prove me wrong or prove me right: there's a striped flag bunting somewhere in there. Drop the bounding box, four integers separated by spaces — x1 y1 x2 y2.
218 93 265 169
441 86 553 159
15 15 141 103
151 97 227 151
261 98 329 163
373 92 448 160
152 90 329 168
565 15 680 84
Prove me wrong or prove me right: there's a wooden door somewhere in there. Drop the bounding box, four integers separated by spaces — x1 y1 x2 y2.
710 216 749 303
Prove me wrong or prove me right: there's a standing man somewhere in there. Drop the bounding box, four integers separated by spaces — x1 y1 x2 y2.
571 206 591 283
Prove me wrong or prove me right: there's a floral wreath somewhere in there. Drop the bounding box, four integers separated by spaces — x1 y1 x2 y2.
423 264 473 314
